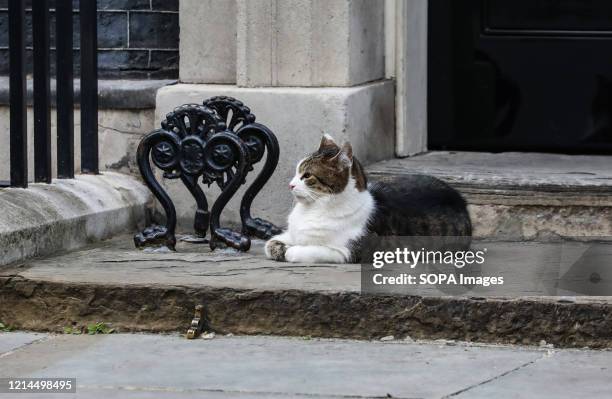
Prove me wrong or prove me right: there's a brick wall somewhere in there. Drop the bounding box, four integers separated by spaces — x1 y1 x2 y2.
0 0 179 79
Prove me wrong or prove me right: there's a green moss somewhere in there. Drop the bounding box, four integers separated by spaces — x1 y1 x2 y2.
86 322 116 335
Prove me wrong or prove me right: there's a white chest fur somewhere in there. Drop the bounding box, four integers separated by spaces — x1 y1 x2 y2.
286 181 374 250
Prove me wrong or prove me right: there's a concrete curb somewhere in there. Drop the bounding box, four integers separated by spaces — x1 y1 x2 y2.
0 172 151 266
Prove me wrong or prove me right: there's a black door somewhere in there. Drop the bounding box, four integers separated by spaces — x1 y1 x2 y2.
428 0 612 154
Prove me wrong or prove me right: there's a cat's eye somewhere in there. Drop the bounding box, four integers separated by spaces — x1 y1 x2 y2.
302 172 312 179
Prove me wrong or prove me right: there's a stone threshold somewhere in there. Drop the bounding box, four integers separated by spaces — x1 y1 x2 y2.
367 151 612 240
368 151 612 204
1 236 610 348
0 77 176 109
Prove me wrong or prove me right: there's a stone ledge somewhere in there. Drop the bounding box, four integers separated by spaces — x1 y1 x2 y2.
1 236 611 348
4 277 610 348
0 78 176 109
368 151 612 202
368 151 612 240
0 172 151 266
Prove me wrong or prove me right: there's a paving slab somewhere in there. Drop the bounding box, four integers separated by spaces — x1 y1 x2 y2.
454 349 612 398
0 332 48 356
0 333 555 399
1 236 611 348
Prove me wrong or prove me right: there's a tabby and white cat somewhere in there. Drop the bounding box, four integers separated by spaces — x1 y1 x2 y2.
265 135 471 263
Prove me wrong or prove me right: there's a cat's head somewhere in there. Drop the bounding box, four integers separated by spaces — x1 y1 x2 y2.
289 134 366 203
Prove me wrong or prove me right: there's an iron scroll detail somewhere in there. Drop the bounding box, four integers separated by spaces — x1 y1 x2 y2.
134 97 281 251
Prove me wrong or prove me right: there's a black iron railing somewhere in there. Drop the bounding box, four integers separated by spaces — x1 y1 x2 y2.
79 0 99 175
56 0 75 179
8 0 27 187
5 0 98 188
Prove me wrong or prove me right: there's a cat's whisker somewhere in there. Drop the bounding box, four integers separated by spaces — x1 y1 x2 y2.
304 190 316 198
305 192 317 202
305 190 322 201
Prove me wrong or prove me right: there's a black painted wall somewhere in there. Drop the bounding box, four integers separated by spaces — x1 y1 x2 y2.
0 0 179 79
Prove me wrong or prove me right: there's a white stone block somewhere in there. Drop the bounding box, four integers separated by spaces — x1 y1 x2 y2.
179 0 237 84
236 0 384 87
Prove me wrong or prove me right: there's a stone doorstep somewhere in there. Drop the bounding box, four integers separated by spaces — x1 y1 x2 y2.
367 151 612 240
367 151 612 205
1 236 611 349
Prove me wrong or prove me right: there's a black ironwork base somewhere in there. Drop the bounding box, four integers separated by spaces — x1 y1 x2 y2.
134 97 281 252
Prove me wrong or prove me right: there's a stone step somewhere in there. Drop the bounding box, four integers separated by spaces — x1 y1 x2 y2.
1 236 611 349
367 151 612 241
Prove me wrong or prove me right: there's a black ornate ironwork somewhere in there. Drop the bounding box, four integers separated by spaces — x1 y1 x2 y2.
134 96 282 251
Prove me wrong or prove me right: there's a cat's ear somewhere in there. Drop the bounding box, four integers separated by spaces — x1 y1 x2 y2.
330 141 353 168
340 141 353 166
318 134 338 151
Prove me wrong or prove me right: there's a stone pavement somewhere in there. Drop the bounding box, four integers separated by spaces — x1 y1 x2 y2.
1 235 612 348
0 332 610 399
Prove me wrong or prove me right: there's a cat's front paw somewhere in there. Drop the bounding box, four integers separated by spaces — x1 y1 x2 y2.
285 246 311 263
265 239 287 261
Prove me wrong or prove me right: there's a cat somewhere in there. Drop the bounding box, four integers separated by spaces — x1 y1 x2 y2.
264 135 472 263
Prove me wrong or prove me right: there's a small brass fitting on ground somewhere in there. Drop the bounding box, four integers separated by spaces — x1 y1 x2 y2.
186 304 205 339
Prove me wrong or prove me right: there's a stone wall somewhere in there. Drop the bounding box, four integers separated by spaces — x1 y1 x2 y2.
0 0 179 79
0 106 154 182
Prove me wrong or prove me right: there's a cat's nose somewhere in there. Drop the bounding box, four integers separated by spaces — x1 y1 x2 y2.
289 184 295 190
